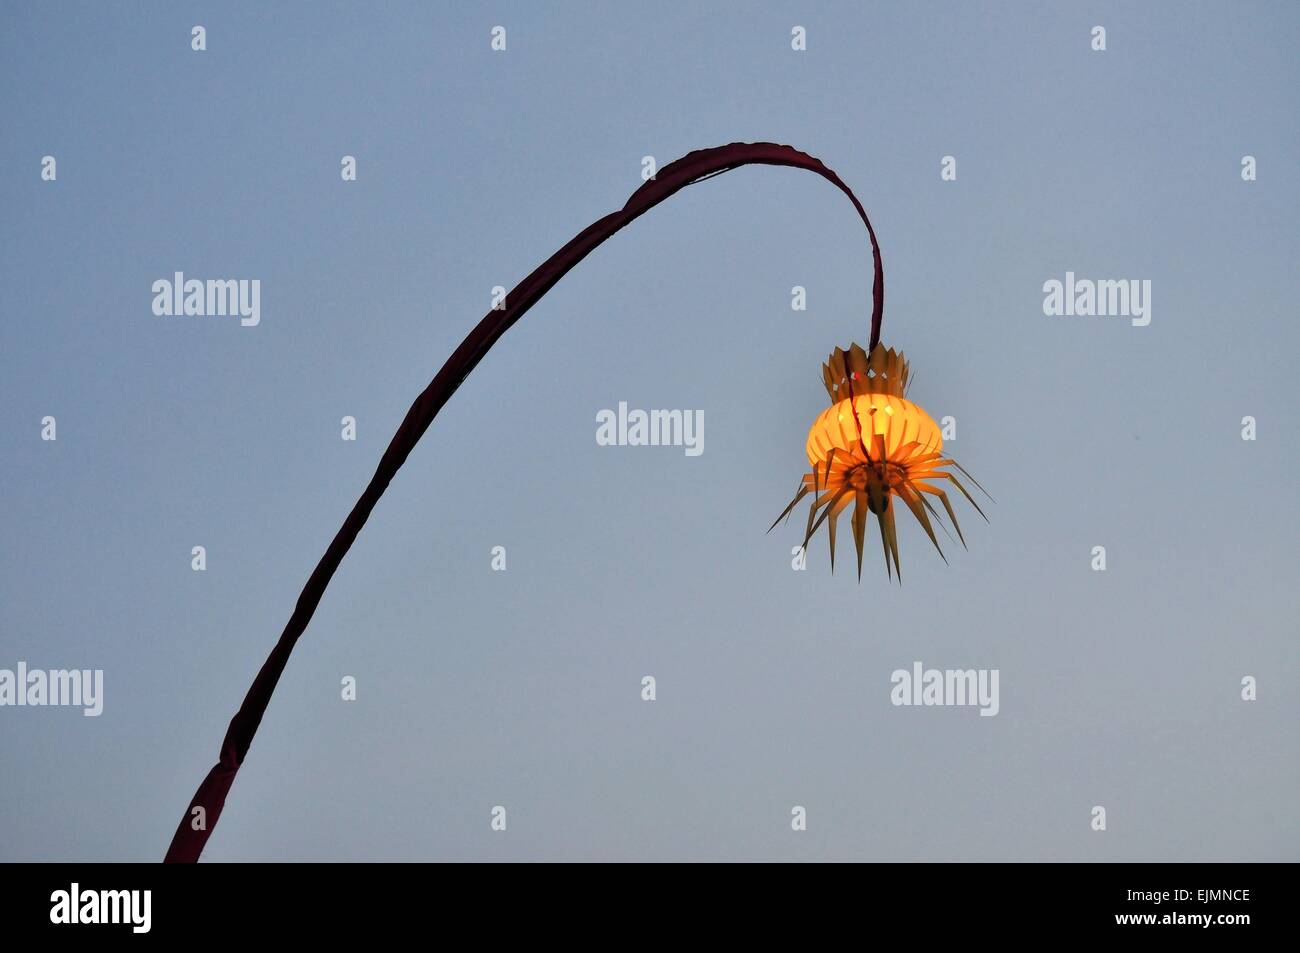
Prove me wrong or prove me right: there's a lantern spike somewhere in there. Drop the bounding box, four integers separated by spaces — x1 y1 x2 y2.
938 470 989 522
803 469 823 543
951 459 995 503
802 486 851 553
894 440 926 461
916 483 966 549
916 489 959 548
883 504 902 581
825 491 853 573
898 487 946 563
851 491 868 580
827 503 840 572
877 505 893 580
872 431 887 464
768 482 811 533
904 451 946 467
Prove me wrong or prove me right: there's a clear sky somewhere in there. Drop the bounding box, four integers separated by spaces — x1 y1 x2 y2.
1 1 1296 861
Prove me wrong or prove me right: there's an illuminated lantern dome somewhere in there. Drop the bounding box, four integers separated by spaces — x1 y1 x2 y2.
772 343 989 581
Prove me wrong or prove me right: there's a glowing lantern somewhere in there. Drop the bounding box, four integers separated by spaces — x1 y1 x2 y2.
772 343 989 580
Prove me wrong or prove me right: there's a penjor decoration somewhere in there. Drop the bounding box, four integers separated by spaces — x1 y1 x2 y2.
164 142 993 862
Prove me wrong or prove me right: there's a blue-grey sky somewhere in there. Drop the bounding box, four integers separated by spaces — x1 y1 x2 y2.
1 2 1296 861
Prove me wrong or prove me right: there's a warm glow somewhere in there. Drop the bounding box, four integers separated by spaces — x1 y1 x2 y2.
772 343 989 581
806 394 942 468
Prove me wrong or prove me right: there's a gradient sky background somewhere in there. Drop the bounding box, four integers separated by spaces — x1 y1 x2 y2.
2 2 1296 861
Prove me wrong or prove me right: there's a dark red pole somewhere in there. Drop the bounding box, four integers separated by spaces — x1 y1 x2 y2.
164 142 885 862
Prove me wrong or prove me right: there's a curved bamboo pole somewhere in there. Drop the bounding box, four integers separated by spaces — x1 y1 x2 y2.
164 141 885 862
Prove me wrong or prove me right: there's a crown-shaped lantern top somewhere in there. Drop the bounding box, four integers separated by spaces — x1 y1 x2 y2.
821 343 911 401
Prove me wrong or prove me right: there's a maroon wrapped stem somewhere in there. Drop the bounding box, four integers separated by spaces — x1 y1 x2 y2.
164 141 885 862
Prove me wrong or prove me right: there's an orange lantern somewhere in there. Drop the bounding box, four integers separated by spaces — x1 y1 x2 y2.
772 343 989 580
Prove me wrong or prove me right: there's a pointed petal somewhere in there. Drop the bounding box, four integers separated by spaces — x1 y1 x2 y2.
916 490 958 547
852 490 868 581
916 483 966 548
827 502 841 572
802 486 851 551
941 471 989 522
803 480 822 543
899 487 946 563
951 459 994 502
768 482 810 533
877 506 893 580
884 504 902 582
